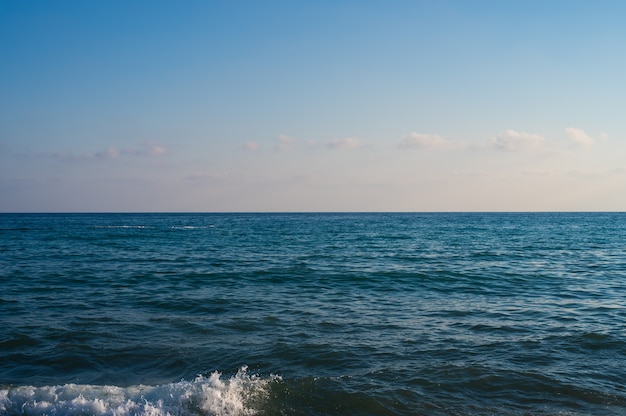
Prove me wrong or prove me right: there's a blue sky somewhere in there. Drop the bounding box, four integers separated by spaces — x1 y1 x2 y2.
1 0 625 211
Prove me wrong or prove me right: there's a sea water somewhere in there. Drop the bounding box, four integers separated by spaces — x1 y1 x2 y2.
1 212 625 415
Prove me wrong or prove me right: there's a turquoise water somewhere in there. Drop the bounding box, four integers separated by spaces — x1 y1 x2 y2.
1 213 625 415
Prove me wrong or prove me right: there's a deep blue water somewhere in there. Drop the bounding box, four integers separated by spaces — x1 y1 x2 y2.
1 212 625 415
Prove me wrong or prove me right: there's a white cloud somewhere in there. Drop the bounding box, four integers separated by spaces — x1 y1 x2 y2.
487 130 545 152
327 137 362 150
276 135 297 151
565 128 594 147
399 133 448 149
243 141 260 151
149 144 167 156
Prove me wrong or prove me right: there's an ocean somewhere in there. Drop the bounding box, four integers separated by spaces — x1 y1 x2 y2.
1 212 625 415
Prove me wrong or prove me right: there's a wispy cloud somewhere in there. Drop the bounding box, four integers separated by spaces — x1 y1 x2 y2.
327 137 362 150
97 147 121 159
486 130 545 152
115 143 168 158
483 128 603 153
148 144 167 156
399 133 449 149
565 128 594 147
276 135 297 151
49 142 169 161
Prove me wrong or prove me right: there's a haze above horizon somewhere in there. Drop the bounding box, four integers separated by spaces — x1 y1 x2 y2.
2 1 625 212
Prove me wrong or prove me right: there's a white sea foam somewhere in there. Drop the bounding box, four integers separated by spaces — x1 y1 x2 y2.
96 225 148 229
0 367 278 416
170 226 213 230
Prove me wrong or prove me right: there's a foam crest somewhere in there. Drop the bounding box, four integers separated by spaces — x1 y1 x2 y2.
170 226 214 230
0 367 277 416
95 225 148 229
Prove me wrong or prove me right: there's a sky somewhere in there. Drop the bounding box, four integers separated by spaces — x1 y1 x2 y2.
1 0 626 212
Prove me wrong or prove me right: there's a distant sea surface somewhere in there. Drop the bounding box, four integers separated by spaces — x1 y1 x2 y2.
1 212 625 415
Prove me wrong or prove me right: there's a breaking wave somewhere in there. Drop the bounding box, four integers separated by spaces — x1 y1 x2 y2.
0 367 279 416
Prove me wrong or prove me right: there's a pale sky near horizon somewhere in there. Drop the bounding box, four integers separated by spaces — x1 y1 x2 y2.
2 1 625 212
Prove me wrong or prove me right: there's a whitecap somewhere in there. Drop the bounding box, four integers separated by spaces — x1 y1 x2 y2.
0 367 279 416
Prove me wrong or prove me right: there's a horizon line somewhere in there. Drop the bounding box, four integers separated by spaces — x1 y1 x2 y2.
1 211 625 215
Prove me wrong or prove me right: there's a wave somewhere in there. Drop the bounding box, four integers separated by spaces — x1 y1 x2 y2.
94 225 150 229
92 225 216 230
0 367 279 416
170 226 215 230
